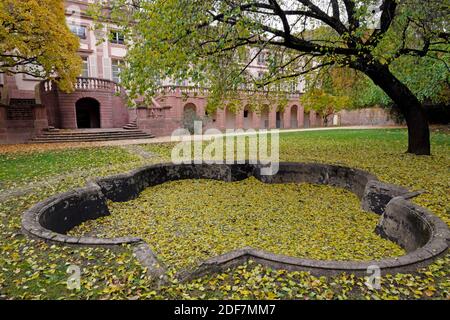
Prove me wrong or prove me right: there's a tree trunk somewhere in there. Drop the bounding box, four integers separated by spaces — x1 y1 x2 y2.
353 60 431 155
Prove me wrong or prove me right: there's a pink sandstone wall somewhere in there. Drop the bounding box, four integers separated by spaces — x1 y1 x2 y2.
331 107 396 126
39 80 130 130
0 103 49 144
136 92 307 136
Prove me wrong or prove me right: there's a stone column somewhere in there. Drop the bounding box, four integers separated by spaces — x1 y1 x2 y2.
236 109 244 129
268 107 276 129
309 110 316 127
298 105 305 128
283 107 291 129
215 109 226 131
252 111 260 129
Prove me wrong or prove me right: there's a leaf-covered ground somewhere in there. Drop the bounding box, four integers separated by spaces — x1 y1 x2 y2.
0 128 449 299
70 178 404 270
0 147 141 190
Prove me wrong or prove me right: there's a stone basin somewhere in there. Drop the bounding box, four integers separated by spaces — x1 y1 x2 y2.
21 162 450 282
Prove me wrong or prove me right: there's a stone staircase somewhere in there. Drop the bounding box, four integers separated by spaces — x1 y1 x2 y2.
123 119 138 130
32 128 155 143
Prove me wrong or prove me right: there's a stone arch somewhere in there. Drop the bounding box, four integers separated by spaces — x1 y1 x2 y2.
291 105 299 128
75 97 100 129
243 105 254 129
183 103 199 132
183 103 197 115
276 111 283 129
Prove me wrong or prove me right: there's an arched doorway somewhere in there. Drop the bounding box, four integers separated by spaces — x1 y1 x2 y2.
76 98 100 129
183 103 197 116
290 105 298 128
276 111 283 129
183 103 198 133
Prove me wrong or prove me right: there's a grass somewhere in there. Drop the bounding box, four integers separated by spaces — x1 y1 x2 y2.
0 147 140 188
0 128 448 299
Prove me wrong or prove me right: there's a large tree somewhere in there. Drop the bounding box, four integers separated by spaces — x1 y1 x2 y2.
103 0 449 155
0 0 81 92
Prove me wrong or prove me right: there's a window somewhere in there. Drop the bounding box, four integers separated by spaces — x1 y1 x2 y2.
257 52 266 66
70 25 87 39
81 57 89 77
110 31 125 45
291 82 298 92
111 59 123 83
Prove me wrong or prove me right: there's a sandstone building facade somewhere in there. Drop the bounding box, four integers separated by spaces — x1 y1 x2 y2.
0 0 394 144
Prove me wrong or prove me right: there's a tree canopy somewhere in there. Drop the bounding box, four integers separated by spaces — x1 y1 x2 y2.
102 0 448 99
98 0 449 154
0 0 81 92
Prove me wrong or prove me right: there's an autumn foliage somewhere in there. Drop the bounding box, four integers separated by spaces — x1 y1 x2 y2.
0 0 81 92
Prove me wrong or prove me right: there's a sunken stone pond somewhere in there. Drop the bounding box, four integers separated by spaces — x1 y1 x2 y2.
21 162 450 283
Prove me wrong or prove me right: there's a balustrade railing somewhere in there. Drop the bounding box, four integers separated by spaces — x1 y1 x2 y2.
155 85 301 98
41 77 121 94
40 79 300 100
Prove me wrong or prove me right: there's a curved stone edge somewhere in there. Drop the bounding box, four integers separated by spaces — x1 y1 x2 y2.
362 180 409 215
21 182 142 246
133 242 168 285
93 161 379 203
180 194 450 280
180 239 448 281
20 162 450 281
376 197 450 253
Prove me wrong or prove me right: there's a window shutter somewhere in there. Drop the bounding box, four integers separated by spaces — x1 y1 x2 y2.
103 57 112 80
89 56 97 78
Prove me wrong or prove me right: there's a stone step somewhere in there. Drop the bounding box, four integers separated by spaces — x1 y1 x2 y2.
35 132 153 138
123 120 138 130
32 135 155 143
32 128 155 143
35 135 152 140
40 131 147 137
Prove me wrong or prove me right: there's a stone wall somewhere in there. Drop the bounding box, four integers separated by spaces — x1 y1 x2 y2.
0 103 49 144
330 107 397 126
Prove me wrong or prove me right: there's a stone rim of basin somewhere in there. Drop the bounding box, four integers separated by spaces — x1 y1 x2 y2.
21 162 450 283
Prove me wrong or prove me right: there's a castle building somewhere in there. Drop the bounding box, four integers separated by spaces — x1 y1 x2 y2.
0 1 392 144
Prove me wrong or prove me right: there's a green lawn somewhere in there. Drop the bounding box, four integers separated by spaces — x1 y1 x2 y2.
0 128 448 300
0 147 141 188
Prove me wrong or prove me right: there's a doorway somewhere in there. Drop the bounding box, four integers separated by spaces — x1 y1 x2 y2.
76 98 100 128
